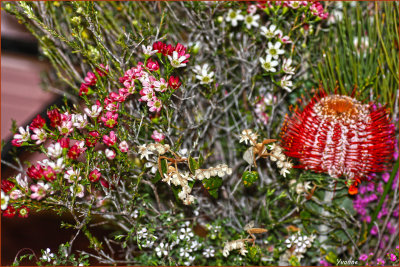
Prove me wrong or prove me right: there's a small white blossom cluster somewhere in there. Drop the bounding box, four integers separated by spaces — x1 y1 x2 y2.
289 179 312 195
239 129 293 177
137 227 158 248
239 129 259 146
137 143 170 160
194 164 233 180
259 24 295 92
225 9 260 29
138 143 232 205
222 239 248 257
269 143 293 177
284 233 316 260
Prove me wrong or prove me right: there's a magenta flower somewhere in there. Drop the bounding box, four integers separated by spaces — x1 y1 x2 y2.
146 58 159 71
390 254 397 262
359 254 368 261
103 131 117 146
84 71 97 86
101 111 118 128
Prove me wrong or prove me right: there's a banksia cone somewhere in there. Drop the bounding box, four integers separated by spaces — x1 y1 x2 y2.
280 90 395 194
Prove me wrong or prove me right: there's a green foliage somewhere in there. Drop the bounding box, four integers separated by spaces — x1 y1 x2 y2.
242 170 259 187
311 2 399 111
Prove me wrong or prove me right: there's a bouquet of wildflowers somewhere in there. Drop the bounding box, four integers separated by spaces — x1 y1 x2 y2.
2 1 398 266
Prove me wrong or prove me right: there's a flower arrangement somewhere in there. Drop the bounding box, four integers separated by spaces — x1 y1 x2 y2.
1 1 398 266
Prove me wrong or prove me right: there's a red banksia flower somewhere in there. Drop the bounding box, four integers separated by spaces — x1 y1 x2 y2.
280 90 395 194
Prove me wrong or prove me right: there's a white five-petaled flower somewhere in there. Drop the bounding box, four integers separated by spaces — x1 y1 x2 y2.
142 45 158 56
1 190 9 210
179 227 194 241
226 9 244 27
168 51 187 68
295 181 312 195
280 75 293 92
70 184 85 198
16 174 30 191
239 129 258 145
84 104 103 118
14 126 30 142
194 64 214 84
155 242 168 258
203 247 215 258
260 24 283 39
40 248 54 262
282 58 295 74
64 167 81 183
244 13 260 29
47 158 65 173
31 128 47 145
47 142 63 158
71 114 88 129
266 41 285 59
259 55 279 72
138 144 153 160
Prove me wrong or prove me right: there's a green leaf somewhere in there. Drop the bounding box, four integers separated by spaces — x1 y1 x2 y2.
160 159 168 174
151 171 162 184
202 176 223 198
188 156 199 174
325 251 337 264
242 171 259 187
198 153 204 167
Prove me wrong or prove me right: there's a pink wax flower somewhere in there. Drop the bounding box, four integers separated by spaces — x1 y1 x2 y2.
103 131 117 146
151 130 165 142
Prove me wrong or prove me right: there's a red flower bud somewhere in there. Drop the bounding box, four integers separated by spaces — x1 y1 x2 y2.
2 206 16 218
153 41 165 54
86 131 100 147
47 108 61 128
146 58 159 71
79 83 89 96
68 145 81 160
1 180 15 193
168 76 181 90
26 164 44 180
58 137 70 148
43 167 56 182
100 177 109 188
29 114 46 130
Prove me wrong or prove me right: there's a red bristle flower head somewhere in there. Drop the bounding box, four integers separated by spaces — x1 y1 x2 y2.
281 90 395 195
